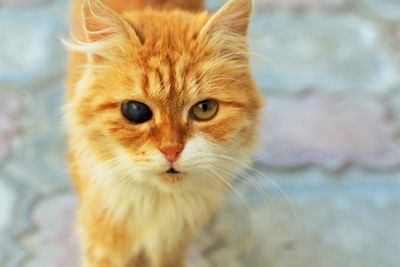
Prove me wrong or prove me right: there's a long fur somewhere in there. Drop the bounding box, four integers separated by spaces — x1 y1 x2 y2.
64 0 262 266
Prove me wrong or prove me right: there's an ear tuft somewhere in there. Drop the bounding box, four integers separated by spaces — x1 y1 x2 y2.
65 0 142 62
199 0 253 39
81 0 140 44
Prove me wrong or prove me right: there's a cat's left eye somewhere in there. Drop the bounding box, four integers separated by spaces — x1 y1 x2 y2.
191 99 219 121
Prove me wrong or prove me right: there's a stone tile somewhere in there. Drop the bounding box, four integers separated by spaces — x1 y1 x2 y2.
390 25 400 48
0 179 16 232
254 0 348 11
208 169 400 267
255 96 400 170
22 193 80 267
391 93 400 125
0 135 13 163
1 184 38 267
0 0 54 8
2 87 70 191
249 14 399 94
361 0 400 21
0 8 67 91
0 93 20 164
206 0 348 11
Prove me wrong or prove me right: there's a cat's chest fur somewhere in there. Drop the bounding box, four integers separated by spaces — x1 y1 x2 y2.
78 149 224 261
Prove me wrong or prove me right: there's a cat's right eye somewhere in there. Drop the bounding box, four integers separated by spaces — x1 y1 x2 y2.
121 101 153 124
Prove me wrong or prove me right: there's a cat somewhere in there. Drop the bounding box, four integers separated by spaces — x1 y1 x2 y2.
64 0 262 266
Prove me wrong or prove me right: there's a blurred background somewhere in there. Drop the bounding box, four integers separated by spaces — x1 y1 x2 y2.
1 0 400 266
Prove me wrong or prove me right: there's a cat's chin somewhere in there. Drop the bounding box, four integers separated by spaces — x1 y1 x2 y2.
159 171 186 184
142 171 189 193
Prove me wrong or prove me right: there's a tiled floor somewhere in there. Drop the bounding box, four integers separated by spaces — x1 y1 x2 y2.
1 0 400 266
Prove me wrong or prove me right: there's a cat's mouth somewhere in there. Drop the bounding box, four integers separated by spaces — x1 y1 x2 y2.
159 168 185 184
166 167 180 174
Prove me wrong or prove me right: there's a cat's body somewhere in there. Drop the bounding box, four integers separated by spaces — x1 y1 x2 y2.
65 0 262 266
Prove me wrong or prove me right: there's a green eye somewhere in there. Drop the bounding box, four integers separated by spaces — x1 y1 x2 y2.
191 99 219 121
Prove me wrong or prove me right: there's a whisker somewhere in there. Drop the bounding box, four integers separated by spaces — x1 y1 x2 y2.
202 153 303 236
204 164 258 265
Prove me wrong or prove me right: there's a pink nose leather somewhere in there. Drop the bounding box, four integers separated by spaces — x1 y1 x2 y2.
160 145 184 163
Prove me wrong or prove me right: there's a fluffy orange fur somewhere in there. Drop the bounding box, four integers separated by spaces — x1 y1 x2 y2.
65 0 262 266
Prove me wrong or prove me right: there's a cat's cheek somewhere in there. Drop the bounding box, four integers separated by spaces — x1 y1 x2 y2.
175 136 211 165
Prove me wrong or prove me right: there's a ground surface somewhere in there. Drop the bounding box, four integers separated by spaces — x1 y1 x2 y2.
1 0 400 266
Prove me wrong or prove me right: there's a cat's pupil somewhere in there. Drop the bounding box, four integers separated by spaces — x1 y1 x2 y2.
121 101 153 124
201 103 208 112
191 99 219 121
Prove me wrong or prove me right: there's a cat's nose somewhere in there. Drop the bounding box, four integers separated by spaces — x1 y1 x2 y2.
159 145 184 163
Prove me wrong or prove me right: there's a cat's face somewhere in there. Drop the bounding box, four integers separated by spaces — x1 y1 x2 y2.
66 0 262 191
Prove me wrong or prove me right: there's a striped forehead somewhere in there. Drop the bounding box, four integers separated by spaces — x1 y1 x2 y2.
140 55 199 104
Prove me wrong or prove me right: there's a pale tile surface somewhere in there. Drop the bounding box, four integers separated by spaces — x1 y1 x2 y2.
1 0 400 267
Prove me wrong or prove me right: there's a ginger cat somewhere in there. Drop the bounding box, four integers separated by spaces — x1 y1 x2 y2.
64 0 262 266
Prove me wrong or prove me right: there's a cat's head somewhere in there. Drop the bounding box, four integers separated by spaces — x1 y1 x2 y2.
65 0 262 192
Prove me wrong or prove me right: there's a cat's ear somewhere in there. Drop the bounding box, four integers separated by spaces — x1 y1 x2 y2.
199 0 253 39
79 0 141 45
